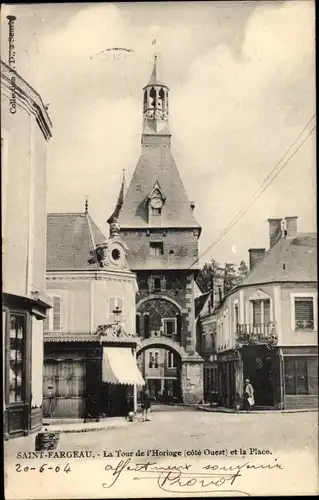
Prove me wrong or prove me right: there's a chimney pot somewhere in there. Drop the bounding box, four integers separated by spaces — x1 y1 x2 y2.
248 248 266 270
267 218 283 248
284 216 298 238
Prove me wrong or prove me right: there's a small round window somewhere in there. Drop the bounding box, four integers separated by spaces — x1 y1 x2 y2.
111 248 121 261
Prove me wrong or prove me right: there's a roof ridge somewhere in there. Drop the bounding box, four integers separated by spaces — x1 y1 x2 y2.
48 212 86 216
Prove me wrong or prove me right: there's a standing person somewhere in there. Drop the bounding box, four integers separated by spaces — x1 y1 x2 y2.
243 378 255 411
140 385 152 422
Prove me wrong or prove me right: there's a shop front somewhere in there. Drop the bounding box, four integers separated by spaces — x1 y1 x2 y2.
3 293 50 440
281 346 318 409
43 333 145 420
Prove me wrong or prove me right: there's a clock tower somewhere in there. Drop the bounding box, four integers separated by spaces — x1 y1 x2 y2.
109 54 204 404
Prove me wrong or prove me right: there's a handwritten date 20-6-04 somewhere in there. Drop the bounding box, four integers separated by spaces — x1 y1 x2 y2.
15 463 71 474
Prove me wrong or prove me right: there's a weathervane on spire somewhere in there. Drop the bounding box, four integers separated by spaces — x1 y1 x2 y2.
152 38 157 61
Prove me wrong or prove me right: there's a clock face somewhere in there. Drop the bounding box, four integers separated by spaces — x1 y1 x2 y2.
150 197 163 209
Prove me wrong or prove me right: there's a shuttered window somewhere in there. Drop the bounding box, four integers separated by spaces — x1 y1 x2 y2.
52 296 61 331
295 298 314 330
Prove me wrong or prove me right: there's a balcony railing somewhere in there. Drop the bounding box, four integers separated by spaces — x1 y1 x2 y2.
295 320 314 331
236 322 278 344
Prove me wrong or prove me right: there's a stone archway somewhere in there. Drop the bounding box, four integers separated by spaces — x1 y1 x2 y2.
136 337 188 361
136 338 185 404
136 295 182 313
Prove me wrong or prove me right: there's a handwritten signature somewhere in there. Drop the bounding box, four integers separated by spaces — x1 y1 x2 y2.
101 457 282 494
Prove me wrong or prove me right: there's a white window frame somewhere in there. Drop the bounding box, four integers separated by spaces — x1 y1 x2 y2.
149 275 166 292
162 318 177 336
250 298 273 325
290 292 317 332
45 294 63 332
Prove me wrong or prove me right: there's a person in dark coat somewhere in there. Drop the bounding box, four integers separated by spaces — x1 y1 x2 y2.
141 386 152 422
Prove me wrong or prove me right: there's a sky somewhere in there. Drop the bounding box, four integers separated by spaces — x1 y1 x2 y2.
1 1 316 267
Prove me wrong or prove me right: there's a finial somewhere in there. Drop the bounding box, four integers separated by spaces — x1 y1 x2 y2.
85 197 88 214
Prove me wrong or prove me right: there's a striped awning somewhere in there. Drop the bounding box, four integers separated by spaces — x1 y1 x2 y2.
102 347 145 386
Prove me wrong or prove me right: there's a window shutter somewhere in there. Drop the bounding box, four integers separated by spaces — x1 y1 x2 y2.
52 296 61 331
295 299 314 321
264 300 271 324
252 301 262 325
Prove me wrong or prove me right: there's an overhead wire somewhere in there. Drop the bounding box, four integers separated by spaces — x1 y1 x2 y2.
190 114 316 268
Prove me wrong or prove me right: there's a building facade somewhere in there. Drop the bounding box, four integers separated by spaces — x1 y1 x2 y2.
112 55 204 404
43 211 144 419
212 217 317 409
1 60 53 439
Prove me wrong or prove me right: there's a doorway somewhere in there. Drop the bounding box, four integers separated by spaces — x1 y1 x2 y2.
241 346 275 406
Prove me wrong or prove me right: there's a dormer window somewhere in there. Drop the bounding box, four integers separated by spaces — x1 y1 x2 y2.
147 183 166 223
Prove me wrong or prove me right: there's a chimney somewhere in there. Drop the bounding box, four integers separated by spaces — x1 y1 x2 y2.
248 248 266 270
268 218 283 248
285 216 298 238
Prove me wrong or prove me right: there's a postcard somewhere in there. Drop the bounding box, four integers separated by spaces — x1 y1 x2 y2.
2 1 317 498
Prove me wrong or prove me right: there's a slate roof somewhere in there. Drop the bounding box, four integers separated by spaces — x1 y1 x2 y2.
240 233 317 286
47 213 107 271
118 145 201 228
144 56 167 88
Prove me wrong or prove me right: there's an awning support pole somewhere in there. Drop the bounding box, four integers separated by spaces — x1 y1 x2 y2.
133 347 138 413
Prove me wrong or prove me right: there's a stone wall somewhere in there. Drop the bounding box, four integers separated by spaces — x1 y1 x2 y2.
181 358 204 404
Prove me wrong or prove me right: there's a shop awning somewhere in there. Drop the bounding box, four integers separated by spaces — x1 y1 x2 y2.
102 347 145 386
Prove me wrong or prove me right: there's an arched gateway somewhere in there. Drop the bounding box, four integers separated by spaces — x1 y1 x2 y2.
135 296 204 405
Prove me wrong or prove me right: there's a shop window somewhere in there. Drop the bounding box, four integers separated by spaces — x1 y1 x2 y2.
284 357 318 395
163 318 176 336
295 298 314 330
150 242 164 256
9 313 26 404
